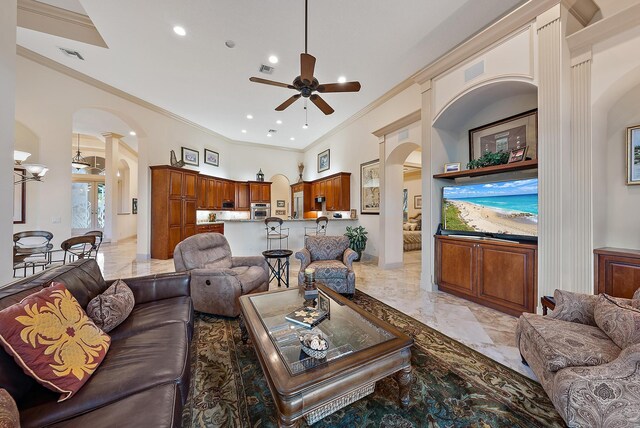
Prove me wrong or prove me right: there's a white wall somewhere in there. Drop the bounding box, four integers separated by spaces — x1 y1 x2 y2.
14 55 303 256
302 85 422 258
1 1 16 284
269 174 290 219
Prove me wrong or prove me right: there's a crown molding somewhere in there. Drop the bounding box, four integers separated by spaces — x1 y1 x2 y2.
302 78 416 152
17 46 304 153
566 2 640 52
17 0 107 48
412 0 557 85
372 110 421 138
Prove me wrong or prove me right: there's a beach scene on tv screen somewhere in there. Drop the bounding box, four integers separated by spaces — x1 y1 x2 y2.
443 178 538 237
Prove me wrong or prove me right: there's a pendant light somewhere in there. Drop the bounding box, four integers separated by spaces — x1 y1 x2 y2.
71 133 90 170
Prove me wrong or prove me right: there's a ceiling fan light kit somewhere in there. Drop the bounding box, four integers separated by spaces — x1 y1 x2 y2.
249 0 361 116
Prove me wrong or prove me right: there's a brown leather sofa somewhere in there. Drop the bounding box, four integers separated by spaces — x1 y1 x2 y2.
0 259 193 428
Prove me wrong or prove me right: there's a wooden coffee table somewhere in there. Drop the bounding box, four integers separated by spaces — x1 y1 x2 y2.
239 285 413 427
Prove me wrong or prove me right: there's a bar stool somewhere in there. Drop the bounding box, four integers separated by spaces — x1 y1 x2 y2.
265 217 289 250
262 249 293 288
304 216 328 240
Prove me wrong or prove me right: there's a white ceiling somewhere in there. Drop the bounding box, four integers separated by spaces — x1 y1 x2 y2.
17 0 526 150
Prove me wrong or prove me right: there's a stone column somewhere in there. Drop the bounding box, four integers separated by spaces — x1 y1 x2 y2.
0 1 16 284
536 5 571 302
570 50 593 294
103 133 122 243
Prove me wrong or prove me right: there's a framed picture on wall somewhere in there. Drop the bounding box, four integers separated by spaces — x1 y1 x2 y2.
13 168 25 224
204 149 219 167
318 149 330 173
627 125 640 185
181 147 199 166
360 159 380 215
277 200 285 208
444 162 461 173
414 195 422 209
469 109 537 161
507 147 527 163
132 198 138 214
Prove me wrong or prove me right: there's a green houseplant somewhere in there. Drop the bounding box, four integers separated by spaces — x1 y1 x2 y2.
467 150 509 169
344 225 368 261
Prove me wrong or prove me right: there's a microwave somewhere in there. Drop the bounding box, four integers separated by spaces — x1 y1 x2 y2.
250 203 270 220
222 200 234 209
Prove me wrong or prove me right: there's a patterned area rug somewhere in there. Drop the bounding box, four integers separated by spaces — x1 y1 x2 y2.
182 290 565 427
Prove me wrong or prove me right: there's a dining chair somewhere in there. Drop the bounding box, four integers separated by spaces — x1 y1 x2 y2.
48 235 97 266
84 230 104 259
265 217 289 250
304 216 329 239
12 231 54 277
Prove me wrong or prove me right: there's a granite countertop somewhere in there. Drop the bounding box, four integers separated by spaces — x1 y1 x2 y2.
196 221 225 225
220 217 358 222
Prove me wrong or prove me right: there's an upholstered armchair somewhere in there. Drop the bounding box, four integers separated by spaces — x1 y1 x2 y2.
174 233 269 317
295 235 358 295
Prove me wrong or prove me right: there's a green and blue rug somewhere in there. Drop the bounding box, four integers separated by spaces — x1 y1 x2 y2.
182 291 565 427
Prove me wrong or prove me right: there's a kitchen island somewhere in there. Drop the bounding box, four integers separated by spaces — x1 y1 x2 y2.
219 218 358 258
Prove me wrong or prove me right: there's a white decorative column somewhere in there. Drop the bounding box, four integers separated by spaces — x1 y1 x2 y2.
103 133 122 244
377 135 387 268
570 50 593 294
420 81 436 291
0 0 16 284
536 5 571 302
136 136 150 259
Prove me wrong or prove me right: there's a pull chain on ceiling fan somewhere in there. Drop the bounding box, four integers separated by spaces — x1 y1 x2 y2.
249 0 361 115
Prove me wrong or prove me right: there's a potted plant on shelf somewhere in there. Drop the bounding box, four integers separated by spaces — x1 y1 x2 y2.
345 226 368 262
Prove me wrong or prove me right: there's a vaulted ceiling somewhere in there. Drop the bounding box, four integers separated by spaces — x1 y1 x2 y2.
18 0 527 150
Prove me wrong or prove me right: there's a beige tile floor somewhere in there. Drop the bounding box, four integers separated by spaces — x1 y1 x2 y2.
97 238 535 379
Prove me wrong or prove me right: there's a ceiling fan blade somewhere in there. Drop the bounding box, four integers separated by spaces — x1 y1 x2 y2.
275 94 302 111
249 77 295 89
300 53 316 84
316 81 361 93
310 94 334 115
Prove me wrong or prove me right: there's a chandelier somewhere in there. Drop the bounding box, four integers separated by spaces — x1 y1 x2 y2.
71 133 90 170
13 150 49 185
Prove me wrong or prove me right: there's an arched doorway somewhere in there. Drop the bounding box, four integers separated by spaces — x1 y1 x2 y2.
269 174 291 219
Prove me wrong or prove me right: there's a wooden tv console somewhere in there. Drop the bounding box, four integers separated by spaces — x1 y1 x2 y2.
435 235 537 316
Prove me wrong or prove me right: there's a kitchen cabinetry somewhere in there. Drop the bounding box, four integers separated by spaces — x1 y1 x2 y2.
195 223 224 235
594 247 640 298
249 182 272 203
435 235 537 316
235 183 250 210
311 173 351 211
290 182 314 218
151 165 198 259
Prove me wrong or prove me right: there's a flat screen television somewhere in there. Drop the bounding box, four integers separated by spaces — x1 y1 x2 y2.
441 178 538 242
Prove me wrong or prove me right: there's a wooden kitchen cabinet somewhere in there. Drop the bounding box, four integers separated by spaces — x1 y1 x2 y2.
435 235 537 316
196 223 224 235
249 182 272 203
235 183 250 210
311 173 351 211
151 165 198 260
197 176 208 209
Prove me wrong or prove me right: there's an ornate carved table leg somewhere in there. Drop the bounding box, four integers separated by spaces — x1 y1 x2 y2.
239 314 249 344
277 411 297 428
396 365 413 409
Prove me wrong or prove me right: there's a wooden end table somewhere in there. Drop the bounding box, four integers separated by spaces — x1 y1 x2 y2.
239 285 414 427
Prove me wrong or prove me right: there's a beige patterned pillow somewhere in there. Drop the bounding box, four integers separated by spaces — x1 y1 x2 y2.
634 287 640 300
0 389 19 428
548 289 598 326
595 294 640 349
86 280 135 333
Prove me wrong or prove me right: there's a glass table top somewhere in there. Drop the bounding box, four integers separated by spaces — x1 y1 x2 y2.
248 287 394 376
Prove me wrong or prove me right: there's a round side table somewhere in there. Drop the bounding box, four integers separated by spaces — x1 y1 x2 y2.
262 249 293 288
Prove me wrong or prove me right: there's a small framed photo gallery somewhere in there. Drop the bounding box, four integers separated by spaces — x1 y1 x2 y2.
181 147 199 166
204 149 219 167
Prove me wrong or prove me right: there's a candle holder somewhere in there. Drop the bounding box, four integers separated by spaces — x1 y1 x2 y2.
304 269 318 299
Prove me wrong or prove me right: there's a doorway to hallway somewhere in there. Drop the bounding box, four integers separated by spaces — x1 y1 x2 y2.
71 180 105 235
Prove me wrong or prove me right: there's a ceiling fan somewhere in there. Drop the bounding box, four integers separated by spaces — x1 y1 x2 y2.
249 0 361 115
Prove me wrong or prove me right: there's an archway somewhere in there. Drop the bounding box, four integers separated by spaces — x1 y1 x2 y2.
269 174 291 219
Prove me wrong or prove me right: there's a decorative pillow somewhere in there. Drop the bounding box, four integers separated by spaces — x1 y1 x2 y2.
0 389 19 428
548 289 599 326
595 294 640 349
634 287 640 300
0 283 110 402
402 223 411 231
86 279 135 333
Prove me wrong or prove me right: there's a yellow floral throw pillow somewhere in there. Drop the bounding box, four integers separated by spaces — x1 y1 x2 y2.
0 282 110 402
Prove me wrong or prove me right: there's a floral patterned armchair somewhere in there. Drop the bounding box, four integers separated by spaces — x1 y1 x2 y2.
295 235 358 295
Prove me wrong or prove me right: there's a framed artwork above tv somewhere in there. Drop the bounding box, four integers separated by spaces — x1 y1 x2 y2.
469 109 537 162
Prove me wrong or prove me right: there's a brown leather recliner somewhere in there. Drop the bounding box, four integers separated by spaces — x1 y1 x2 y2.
0 258 193 428
173 233 269 317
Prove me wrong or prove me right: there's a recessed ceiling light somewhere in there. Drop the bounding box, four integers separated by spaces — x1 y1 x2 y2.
290 137 295 141
173 26 186 36
225 40 236 48
337 76 347 83
302 124 308 129
268 55 278 64
276 120 282 125
129 131 136 136
246 114 253 119
241 129 247 133
267 133 272 137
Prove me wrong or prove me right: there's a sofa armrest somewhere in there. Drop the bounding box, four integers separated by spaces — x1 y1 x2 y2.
109 272 191 305
231 256 267 270
343 248 358 269
295 249 311 270
552 343 640 425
